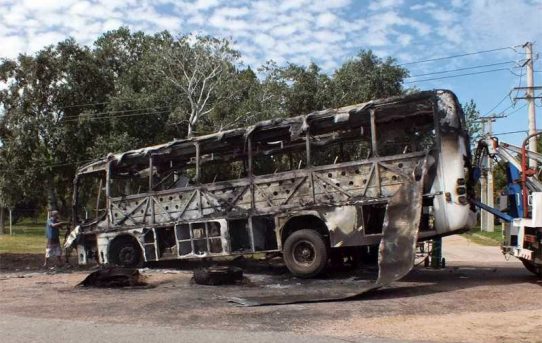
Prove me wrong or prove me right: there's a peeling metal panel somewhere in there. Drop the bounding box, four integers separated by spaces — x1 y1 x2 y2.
228 157 428 306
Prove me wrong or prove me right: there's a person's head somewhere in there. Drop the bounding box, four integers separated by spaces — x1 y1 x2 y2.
50 210 59 219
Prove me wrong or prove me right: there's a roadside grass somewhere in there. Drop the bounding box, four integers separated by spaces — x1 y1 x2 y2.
0 220 46 254
462 225 503 246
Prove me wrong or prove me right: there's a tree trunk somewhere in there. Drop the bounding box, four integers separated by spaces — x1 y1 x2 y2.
46 174 58 212
0 207 4 235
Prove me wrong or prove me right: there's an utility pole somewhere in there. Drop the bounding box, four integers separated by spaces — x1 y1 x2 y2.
479 116 496 232
486 118 495 232
514 42 541 168
526 42 537 168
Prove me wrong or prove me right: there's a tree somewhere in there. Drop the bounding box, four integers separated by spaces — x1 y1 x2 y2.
279 62 333 115
153 35 240 137
463 99 483 147
92 28 180 148
0 40 111 213
331 50 408 107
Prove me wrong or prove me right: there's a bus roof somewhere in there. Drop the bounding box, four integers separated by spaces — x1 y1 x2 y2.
76 89 458 176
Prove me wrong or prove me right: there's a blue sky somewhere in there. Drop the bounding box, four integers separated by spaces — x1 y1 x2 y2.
1 0 541 145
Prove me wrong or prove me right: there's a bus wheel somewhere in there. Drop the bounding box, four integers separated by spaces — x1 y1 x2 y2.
110 237 142 268
283 229 328 278
521 259 541 277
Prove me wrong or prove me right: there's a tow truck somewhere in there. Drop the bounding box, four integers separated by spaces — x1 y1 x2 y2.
472 133 542 276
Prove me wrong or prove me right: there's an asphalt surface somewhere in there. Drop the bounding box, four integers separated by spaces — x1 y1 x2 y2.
0 314 417 343
1 234 539 343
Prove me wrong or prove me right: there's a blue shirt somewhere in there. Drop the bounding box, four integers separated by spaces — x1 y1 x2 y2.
46 218 59 241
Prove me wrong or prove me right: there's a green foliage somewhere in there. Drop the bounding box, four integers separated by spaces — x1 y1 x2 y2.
462 225 503 246
0 222 46 253
463 99 482 146
331 50 408 107
0 28 408 218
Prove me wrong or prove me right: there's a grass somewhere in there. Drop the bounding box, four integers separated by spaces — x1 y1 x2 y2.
0 220 46 254
462 225 503 246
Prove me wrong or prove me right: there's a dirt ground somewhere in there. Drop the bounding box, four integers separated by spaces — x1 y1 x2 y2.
1 235 541 343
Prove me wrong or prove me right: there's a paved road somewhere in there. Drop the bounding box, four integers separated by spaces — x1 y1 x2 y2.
0 314 416 343
1 234 536 343
443 234 510 263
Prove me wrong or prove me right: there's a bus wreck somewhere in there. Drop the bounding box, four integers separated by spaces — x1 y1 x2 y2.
67 89 476 279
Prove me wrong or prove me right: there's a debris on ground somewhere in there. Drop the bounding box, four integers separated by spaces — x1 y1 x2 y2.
193 266 243 285
78 267 147 288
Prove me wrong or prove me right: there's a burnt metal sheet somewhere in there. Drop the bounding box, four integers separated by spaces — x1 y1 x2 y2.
228 157 428 306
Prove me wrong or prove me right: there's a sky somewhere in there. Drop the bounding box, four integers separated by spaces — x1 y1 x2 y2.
1 0 541 145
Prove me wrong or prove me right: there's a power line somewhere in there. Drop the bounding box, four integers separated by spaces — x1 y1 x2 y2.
406 60 516 78
504 102 528 116
75 106 172 117
399 45 520 66
483 93 511 116
494 103 515 116
61 96 155 109
62 109 172 123
404 68 510 84
0 159 95 173
483 64 525 116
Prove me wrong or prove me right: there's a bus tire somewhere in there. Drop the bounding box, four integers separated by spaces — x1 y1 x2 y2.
283 229 328 278
109 237 142 268
521 259 541 277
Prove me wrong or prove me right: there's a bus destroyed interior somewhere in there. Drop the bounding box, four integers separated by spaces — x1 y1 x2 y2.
67 90 475 303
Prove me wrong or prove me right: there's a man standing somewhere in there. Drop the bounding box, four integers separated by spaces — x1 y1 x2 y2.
43 210 68 268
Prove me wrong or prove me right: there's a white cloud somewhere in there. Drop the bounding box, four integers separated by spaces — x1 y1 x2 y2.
212 7 249 18
368 0 404 11
27 31 65 51
397 33 412 46
253 33 275 49
0 35 27 59
316 13 337 27
193 0 219 10
21 0 77 11
410 2 436 11
271 24 297 37
428 8 456 25
460 0 542 48
0 0 540 76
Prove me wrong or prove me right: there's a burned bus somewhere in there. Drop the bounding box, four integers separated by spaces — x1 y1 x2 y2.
67 90 476 277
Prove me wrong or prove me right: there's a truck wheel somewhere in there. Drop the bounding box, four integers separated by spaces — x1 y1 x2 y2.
521 259 541 277
110 237 142 268
283 229 328 278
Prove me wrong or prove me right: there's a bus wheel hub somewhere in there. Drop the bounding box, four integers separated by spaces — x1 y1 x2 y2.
294 242 315 264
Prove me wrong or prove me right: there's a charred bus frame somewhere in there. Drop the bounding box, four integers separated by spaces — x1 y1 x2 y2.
69 90 476 277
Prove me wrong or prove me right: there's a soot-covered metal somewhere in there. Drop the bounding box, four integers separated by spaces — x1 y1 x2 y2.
228 157 428 306
68 89 474 287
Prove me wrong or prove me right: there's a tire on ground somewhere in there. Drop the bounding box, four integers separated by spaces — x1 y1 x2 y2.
283 229 328 278
193 266 243 285
520 258 541 277
109 236 143 268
